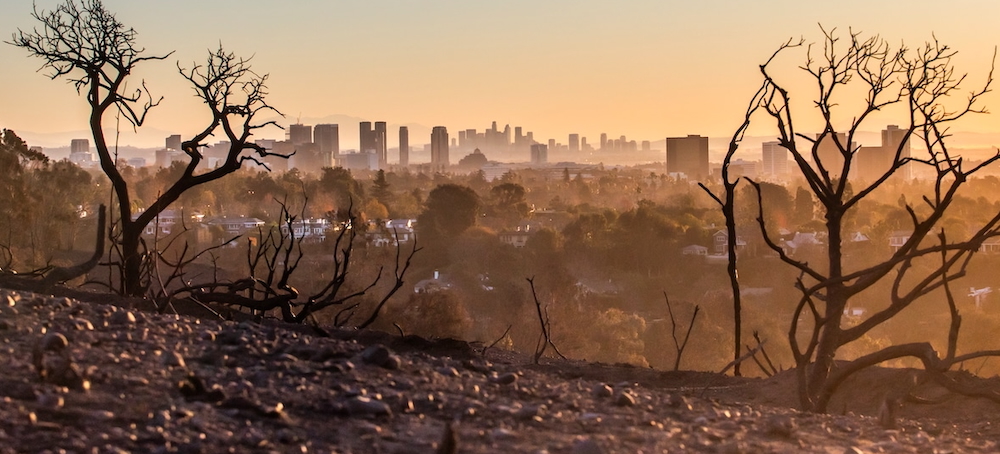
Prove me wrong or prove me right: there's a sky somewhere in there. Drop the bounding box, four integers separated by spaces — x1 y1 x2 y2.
3 0 1000 151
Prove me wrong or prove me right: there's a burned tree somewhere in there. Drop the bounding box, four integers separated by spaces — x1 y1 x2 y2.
747 27 1000 412
10 0 288 296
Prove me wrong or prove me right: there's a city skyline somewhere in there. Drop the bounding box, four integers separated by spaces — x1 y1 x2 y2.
4 1 1000 152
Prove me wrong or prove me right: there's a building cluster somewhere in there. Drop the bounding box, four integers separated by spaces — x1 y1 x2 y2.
56 120 916 184
663 125 911 183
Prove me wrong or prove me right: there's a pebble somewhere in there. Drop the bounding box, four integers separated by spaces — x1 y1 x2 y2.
615 391 636 407
163 352 186 368
592 384 613 398
361 344 392 368
492 372 518 385
109 310 136 326
345 396 392 418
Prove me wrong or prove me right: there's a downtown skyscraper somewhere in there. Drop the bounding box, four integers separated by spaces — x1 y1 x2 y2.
431 126 449 172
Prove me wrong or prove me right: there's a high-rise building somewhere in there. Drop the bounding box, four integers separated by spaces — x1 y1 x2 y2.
431 126 449 171
856 146 889 183
69 138 93 166
70 139 89 154
359 121 375 153
882 124 911 180
761 141 789 180
815 132 852 178
314 124 340 160
289 124 313 146
399 126 409 168
530 144 548 166
600 133 608 151
374 121 387 168
641 140 651 152
568 134 580 153
665 135 709 180
165 135 181 151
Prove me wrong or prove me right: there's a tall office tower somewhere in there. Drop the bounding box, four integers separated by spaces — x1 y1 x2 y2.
600 133 608 150
359 121 375 153
465 129 477 150
71 138 90 154
399 126 409 168
374 121 387 168
568 134 580 153
165 135 181 151
530 144 548 166
665 135 709 180
856 146 888 183
431 126 449 171
458 130 467 151
503 124 511 147
514 127 524 147
314 124 340 160
582 137 589 151
289 124 313 145
815 132 852 178
882 124 911 180
761 141 789 180
641 140 651 152
526 132 534 144
548 138 556 150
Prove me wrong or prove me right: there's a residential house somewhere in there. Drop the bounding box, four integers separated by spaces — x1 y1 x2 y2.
712 229 747 255
681 244 708 256
366 219 416 247
499 226 534 248
888 231 912 252
280 218 330 242
980 237 1000 254
208 216 266 237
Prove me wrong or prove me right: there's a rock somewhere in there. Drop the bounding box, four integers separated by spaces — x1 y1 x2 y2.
491 372 518 385
592 384 613 398
361 344 392 368
36 392 64 410
163 351 186 368
109 309 136 326
345 396 392 418
437 366 460 377
39 332 69 352
764 414 797 438
615 391 636 407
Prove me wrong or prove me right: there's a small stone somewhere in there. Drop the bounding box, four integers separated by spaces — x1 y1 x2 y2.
492 372 518 385
592 384 613 398
361 344 391 367
163 352 186 368
345 396 392 418
36 392 64 410
764 414 797 438
615 391 636 407
843 447 864 454
72 319 94 331
383 354 402 370
40 332 69 352
438 366 460 377
110 310 136 326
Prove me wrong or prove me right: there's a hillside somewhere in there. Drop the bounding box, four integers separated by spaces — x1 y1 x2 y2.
2 286 1000 453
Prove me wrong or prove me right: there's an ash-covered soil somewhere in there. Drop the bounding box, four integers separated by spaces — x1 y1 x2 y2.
2 287 1000 453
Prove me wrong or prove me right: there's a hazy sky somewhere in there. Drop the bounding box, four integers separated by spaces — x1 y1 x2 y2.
3 0 1000 149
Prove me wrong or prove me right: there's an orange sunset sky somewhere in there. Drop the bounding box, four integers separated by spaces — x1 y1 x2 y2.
2 0 1000 153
